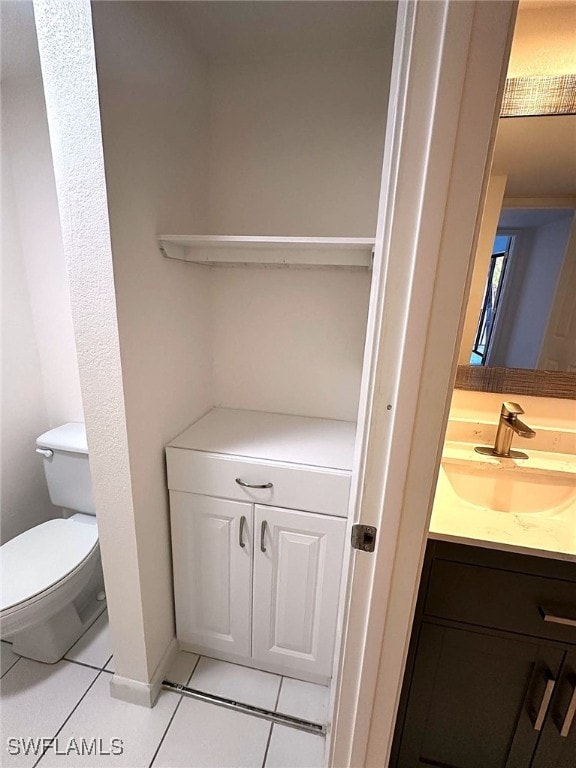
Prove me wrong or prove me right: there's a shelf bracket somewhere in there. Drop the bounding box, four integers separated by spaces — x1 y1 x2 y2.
158 240 189 261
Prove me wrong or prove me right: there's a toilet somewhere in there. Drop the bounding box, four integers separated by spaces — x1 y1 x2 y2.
0 423 105 663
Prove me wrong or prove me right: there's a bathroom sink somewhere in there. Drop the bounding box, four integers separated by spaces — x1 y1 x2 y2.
437 444 576 517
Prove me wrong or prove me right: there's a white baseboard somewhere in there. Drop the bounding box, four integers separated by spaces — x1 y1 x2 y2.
109 636 178 707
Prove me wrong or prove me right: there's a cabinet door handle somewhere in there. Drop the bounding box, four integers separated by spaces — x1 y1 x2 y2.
260 520 268 553
236 478 273 490
560 677 576 738
238 516 246 548
533 676 556 731
540 606 576 628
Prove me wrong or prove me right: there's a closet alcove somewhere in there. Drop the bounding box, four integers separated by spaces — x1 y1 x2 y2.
93 0 396 423
91 0 397 695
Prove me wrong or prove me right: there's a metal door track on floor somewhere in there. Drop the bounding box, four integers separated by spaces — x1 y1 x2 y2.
162 681 326 735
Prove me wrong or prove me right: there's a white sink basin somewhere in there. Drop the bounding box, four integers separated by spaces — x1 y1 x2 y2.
437 442 576 517
439 460 576 515
430 443 576 559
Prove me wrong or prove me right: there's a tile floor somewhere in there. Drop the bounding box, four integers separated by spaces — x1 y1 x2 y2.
0 613 328 768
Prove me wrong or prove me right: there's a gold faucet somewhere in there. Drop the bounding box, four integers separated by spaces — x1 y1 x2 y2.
475 402 536 459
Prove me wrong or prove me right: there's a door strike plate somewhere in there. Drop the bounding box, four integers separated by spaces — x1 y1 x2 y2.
351 524 377 552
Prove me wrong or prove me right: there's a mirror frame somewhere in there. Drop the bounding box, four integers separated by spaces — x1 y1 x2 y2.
455 365 576 400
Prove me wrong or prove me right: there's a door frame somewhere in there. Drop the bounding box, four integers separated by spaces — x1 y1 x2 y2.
329 2 517 766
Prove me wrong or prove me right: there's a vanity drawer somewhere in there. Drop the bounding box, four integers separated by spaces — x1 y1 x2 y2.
166 447 351 517
424 557 576 645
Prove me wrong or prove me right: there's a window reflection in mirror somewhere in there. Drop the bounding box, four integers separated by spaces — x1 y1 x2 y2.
468 207 575 371
471 234 513 366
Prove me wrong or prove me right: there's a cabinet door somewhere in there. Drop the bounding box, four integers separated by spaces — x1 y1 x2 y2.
252 505 346 679
531 650 576 768
170 491 252 657
394 622 564 768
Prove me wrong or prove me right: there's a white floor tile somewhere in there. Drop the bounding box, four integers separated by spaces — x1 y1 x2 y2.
165 651 199 686
189 657 281 710
1 641 20 677
37 673 180 767
265 725 325 768
153 696 271 768
276 678 330 724
64 611 112 668
0 658 98 767
101 651 196 683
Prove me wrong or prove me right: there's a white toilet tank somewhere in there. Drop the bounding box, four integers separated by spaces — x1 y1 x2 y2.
36 423 95 515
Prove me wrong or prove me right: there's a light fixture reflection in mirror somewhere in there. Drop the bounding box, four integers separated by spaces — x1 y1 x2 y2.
501 74 576 118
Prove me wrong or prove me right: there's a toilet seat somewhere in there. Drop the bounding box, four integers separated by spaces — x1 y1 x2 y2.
0 516 98 614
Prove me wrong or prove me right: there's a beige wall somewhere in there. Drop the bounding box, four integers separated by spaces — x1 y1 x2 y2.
35 0 151 690
509 3 576 77
1 74 83 427
211 268 371 421
1 131 54 543
208 48 391 236
1 3 82 543
91 2 215 680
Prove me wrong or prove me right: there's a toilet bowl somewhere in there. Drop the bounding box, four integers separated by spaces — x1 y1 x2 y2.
0 424 105 663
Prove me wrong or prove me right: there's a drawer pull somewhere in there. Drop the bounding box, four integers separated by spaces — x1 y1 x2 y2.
540 606 576 628
235 478 273 490
239 516 246 549
560 677 576 738
260 520 268 553
533 675 556 732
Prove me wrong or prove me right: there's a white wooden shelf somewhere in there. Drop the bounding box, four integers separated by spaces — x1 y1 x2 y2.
158 235 375 268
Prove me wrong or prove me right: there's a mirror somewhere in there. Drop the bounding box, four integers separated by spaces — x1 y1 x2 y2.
455 115 576 398
455 0 576 398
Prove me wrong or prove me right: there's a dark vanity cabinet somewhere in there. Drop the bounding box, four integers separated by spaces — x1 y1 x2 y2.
391 541 576 768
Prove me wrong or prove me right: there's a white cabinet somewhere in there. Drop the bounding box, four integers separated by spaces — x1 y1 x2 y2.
166 408 355 684
252 505 346 680
170 493 252 658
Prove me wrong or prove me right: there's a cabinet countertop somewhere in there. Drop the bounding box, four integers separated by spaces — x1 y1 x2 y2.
428 527 576 563
168 408 357 471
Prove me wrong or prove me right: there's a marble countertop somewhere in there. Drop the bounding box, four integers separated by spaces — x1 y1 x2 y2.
429 441 576 562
